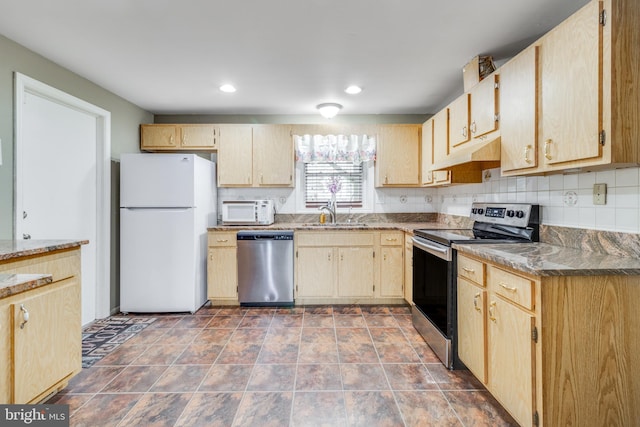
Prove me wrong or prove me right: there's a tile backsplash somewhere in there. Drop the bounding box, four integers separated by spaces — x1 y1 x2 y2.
439 166 640 234
217 166 640 234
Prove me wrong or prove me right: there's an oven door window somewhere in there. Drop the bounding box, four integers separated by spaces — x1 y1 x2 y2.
413 246 450 337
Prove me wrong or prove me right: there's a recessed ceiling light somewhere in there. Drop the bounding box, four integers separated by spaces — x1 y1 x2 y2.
219 84 236 93
345 85 362 95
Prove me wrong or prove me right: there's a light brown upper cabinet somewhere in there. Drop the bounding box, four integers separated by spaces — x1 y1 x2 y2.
526 0 640 174
421 118 434 186
140 124 217 151
253 125 294 186
540 0 601 167
217 125 254 186
375 124 421 187
500 46 539 174
217 124 294 187
469 73 499 140
432 108 449 165
448 94 471 150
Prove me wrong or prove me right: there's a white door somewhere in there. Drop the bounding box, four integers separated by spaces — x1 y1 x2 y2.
15 73 111 325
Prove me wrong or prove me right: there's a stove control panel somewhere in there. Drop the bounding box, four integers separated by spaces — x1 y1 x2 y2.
470 203 539 227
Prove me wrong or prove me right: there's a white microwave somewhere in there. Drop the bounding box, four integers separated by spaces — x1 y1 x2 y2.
221 200 275 225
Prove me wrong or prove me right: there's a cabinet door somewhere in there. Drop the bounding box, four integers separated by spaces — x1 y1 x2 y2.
253 125 294 186
180 124 216 149
457 278 487 383
376 125 420 186
337 247 374 297
140 124 178 149
433 170 451 184
0 301 10 402
449 94 471 149
421 119 434 185
217 125 253 186
380 246 404 297
207 247 238 301
501 46 539 173
488 295 535 427
432 109 449 164
296 247 335 298
540 0 601 165
470 74 499 138
12 279 81 403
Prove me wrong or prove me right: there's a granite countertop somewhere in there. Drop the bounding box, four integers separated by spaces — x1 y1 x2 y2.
0 239 89 262
453 242 640 276
0 273 53 299
208 221 457 233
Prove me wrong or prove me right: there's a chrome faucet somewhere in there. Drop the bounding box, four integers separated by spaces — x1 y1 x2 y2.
319 200 337 224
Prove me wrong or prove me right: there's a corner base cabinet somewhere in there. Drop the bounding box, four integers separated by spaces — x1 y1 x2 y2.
457 253 640 427
0 247 82 404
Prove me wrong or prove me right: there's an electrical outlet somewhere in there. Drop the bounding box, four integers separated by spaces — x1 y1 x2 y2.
593 183 607 205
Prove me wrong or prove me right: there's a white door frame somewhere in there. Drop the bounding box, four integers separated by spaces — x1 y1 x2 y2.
14 72 111 320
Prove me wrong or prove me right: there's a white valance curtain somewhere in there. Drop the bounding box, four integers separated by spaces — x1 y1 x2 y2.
294 134 376 164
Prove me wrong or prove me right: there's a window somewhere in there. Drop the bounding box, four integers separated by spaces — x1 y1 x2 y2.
304 162 363 208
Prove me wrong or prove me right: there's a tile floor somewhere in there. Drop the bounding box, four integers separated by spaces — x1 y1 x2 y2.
49 304 518 426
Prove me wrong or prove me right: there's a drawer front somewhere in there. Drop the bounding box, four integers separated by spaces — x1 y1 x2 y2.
296 232 374 247
0 250 80 283
458 255 485 286
380 232 403 246
488 265 534 310
208 232 237 247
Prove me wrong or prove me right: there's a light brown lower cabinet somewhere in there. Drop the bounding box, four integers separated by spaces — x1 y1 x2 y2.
207 231 238 305
0 248 82 404
457 253 640 427
295 231 405 305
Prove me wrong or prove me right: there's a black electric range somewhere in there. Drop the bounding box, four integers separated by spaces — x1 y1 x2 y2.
411 203 540 369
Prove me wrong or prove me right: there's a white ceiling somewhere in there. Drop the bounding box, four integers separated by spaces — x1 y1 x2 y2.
0 0 590 116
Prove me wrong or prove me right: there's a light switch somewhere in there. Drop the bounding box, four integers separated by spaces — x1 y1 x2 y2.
593 183 607 205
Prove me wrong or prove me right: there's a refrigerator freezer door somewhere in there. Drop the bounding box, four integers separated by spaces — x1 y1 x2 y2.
120 153 195 208
120 207 201 313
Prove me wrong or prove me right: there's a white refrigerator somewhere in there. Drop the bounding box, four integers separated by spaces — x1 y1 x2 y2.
120 153 217 313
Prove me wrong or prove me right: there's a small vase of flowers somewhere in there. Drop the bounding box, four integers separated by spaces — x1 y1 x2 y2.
327 176 342 207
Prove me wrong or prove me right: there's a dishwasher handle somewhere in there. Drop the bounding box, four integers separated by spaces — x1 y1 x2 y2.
237 230 294 241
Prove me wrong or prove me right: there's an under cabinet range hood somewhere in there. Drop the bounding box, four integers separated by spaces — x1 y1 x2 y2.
431 137 501 172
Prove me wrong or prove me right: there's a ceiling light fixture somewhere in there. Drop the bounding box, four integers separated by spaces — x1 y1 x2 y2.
219 84 236 93
345 85 362 95
317 103 342 119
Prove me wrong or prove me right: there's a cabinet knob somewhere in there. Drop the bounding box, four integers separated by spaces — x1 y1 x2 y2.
462 126 468 138
462 267 475 273
19 304 29 329
470 121 477 134
169 135 175 145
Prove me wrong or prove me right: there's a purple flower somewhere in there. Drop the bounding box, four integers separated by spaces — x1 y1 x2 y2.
327 176 342 194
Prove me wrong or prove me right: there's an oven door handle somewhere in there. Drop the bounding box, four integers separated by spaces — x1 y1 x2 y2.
412 237 452 261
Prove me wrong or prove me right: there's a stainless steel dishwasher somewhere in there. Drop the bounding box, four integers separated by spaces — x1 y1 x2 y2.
236 230 294 306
